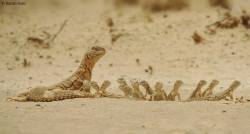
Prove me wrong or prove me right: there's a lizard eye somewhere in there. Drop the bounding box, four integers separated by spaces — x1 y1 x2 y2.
91 46 105 52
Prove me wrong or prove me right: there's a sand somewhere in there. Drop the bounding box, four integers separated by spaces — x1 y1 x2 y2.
0 0 250 134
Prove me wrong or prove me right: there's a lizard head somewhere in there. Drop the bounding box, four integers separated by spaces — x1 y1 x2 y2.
174 80 183 87
197 80 207 87
229 80 241 89
85 46 106 63
154 82 163 90
210 79 219 87
117 78 126 84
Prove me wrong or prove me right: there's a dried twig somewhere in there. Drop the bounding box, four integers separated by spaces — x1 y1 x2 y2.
48 19 68 43
27 19 68 48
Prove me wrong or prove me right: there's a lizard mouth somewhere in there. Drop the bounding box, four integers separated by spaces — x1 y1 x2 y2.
91 46 106 54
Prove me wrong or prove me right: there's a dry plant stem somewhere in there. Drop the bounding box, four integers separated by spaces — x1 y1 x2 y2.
47 19 68 44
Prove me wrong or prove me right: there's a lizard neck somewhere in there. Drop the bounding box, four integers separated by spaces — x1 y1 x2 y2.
195 84 204 91
76 56 96 80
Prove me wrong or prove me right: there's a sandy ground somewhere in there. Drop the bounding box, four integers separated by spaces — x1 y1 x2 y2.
1 0 250 134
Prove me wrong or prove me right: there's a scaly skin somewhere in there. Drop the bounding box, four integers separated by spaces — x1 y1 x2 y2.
8 46 105 102
186 80 207 101
167 80 183 101
117 78 133 97
152 82 167 101
202 80 219 97
207 80 241 101
130 79 145 100
139 80 154 100
81 80 92 93
7 87 95 102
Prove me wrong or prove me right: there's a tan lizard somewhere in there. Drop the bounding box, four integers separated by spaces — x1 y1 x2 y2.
201 79 219 97
130 79 145 100
139 80 154 100
167 80 183 101
50 46 106 91
152 82 167 101
205 80 241 101
8 46 106 102
186 80 207 101
117 78 133 97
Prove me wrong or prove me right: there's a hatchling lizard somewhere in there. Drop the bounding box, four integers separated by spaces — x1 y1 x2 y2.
139 80 154 100
152 82 167 101
90 80 124 98
186 80 207 101
167 80 183 101
117 78 133 97
130 79 145 100
202 79 219 97
204 80 241 101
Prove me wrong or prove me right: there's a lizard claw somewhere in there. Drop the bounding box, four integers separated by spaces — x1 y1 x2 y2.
6 96 27 102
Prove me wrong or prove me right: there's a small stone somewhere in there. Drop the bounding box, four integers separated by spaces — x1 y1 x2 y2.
39 55 44 59
35 104 41 107
148 65 153 75
7 67 13 70
23 58 31 67
192 32 203 44
75 59 80 63
46 55 52 59
15 56 20 61
106 17 114 27
136 58 140 65
109 63 113 67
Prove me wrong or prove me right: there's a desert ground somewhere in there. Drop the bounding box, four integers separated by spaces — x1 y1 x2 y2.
1 0 250 134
